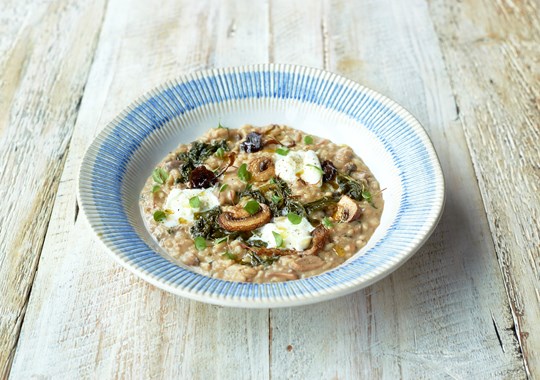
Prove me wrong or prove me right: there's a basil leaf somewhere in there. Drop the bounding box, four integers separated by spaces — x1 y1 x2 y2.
271 194 282 204
272 231 283 247
237 163 252 182
322 216 334 228
194 236 207 251
189 196 201 208
219 183 229 192
215 147 225 158
151 185 161 193
153 210 166 222
304 135 314 144
276 147 289 156
244 200 260 215
214 236 228 245
152 167 169 184
287 212 302 225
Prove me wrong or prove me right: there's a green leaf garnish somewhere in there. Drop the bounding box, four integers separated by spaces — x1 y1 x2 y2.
322 216 334 228
217 122 227 129
304 135 314 144
244 200 260 215
276 147 289 156
271 194 282 204
151 185 161 193
215 147 225 158
272 231 283 247
194 236 207 251
153 210 166 222
152 167 168 184
237 163 252 182
306 164 323 174
214 236 228 245
189 196 201 208
287 212 302 225
219 183 229 192
222 251 236 260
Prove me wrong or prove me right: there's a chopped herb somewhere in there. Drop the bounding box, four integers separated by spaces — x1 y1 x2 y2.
304 135 314 144
152 167 168 184
241 251 279 267
222 251 236 260
249 240 268 248
361 189 372 203
153 210 166 222
219 183 229 192
214 236 228 245
194 236 207 251
276 147 289 156
244 200 260 215
306 164 323 174
215 147 225 158
152 185 161 193
189 196 201 208
190 207 226 240
287 212 302 225
336 173 365 202
322 217 334 228
271 194 282 204
304 196 339 214
237 163 252 182
176 140 229 183
272 231 284 247
217 122 227 129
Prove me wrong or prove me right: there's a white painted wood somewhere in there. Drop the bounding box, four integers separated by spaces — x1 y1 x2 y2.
428 1 540 376
9 0 270 378
0 0 106 376
268 0 526 378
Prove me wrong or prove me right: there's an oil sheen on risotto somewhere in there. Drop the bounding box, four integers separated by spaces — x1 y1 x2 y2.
140 124 384 283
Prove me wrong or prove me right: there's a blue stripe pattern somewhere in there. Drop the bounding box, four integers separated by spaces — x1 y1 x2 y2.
79 65 444 306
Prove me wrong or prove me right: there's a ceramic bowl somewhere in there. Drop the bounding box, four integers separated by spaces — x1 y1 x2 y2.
78 64 445 308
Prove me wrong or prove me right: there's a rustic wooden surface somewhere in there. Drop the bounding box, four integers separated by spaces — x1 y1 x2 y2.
0 0 537 378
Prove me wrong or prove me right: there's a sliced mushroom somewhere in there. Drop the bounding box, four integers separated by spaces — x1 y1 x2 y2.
290 256 324 272
248 156 275 182
218 203 272 232
334 195 362 222
265 272 299 281
241 225 329 257
218 189 236 205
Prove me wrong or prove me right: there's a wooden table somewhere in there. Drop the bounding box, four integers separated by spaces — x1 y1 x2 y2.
1 0 538 378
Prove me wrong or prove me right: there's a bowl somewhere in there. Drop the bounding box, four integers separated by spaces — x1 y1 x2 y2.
78 64 445 308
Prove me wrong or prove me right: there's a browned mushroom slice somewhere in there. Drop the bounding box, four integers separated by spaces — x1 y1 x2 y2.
218 203 272 232
241 225 329 257
290 256 324 272
334 195 362 222
248 156 275 182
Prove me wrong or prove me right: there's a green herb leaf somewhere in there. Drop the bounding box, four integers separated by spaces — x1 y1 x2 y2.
152 167 168 184
322 216 334 228
215 147 225 158
219 183 229 192
214 236 228 245
153 210 166 222
217 122 227 129
244 200 260 215
306 164 323 174
361 189 372 202
194 236 207 251
237 163 252 182
276 147 289 156
287 212 302 225
304 135 314 144
151 185 161 193
222 251 236 260
271 194 282 204
272 231 283 247
189 196 201 208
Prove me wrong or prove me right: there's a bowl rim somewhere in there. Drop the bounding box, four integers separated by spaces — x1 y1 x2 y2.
77 63 445 308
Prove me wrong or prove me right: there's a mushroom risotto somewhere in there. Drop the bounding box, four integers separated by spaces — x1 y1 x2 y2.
140 124 384 283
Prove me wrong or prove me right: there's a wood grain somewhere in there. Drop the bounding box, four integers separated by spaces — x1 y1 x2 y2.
269 0 527 378
427 0 540 377
0 0 107 377
9 0 271 378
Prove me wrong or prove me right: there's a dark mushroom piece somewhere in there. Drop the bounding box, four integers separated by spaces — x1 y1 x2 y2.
218 203 272 232
334 195 362 222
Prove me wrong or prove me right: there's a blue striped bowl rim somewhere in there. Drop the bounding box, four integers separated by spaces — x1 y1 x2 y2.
78 64 445 308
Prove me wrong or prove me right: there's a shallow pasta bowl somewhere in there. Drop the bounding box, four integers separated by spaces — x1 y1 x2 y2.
78 64 445 308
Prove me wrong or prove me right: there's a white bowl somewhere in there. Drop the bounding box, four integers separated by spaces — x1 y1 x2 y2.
78 64 445 308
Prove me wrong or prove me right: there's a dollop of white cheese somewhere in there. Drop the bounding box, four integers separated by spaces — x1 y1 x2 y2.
250 216 315 251
274 150 322 186
163 188 220 227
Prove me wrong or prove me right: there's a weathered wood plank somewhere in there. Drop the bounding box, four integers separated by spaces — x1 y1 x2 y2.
10 0 270 378
427 1 540 377
0 0 107 377
269 0 527 378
